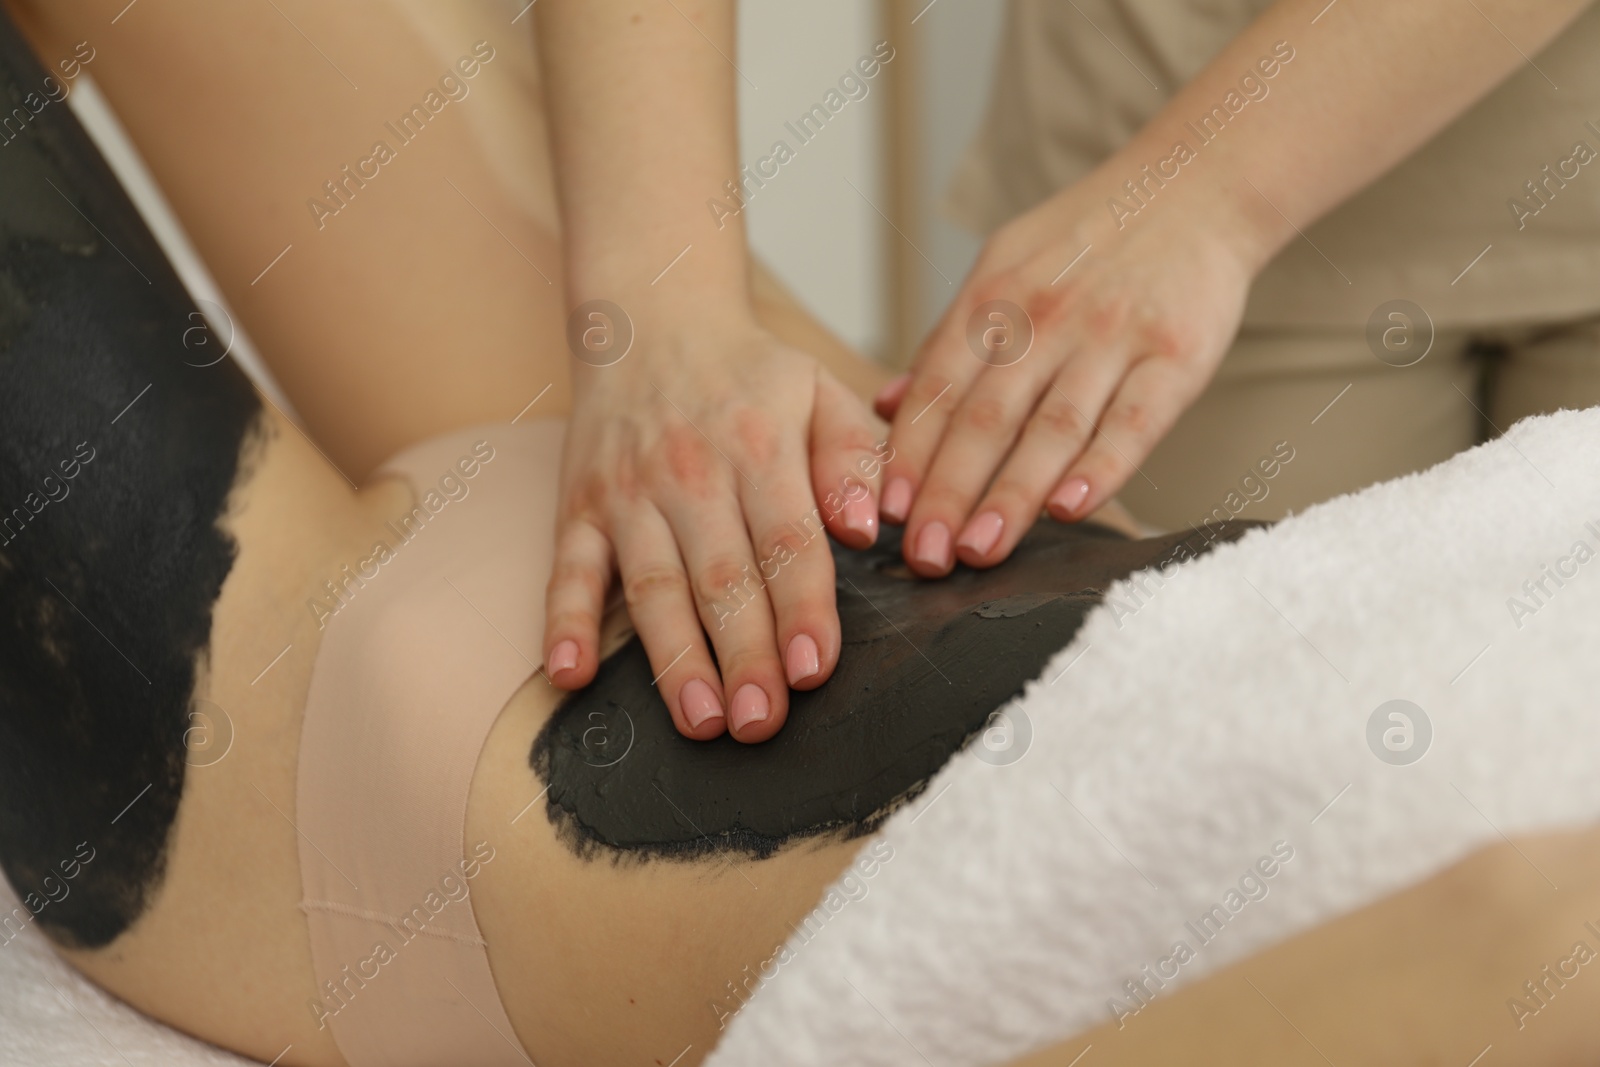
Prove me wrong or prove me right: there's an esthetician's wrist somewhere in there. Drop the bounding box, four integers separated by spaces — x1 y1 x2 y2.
564 247 758 343
1090 131 1293 279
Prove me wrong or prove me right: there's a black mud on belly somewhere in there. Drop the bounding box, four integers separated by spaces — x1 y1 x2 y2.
533 518 1263 860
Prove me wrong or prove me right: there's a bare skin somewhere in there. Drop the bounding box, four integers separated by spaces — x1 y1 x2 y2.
534 0 890 743
1015 827 1600 1067
883 0 1596 577
9 3 1597 1066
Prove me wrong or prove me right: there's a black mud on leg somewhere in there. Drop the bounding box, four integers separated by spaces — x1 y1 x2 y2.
0 10 263 948
533 518 1264 860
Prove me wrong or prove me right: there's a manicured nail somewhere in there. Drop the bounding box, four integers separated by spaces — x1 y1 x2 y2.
841 495 878 544
957 510 1005 557
785 633 820 685
1050 477 1091 518
730 683 770 732
548 639 579 675
874 373 911 411
679 678 723 730
882 477 913 523
912 521 952 570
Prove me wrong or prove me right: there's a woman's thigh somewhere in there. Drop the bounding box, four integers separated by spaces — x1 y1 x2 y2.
16 0 567 478
1012 826 1600 1066
15 0 888 483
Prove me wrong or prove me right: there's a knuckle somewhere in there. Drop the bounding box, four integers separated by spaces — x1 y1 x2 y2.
1077 294 1131 341
904 372 954 413
693 555 763 609
1106 398 1153 438
753 527 815 574
952 394 1010 436
1140 319 1193 361
1022 285 1073 331
913 481 970 520
549 559 607 602
985 476 1035 512
828 423 881 458
621 564 690 609
716 645 779 686
548 607 599 637
1035 395 1092 440
653 425 716 494
733 408 781 468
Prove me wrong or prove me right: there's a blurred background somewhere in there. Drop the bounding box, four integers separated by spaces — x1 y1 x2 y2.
736 0 1003 367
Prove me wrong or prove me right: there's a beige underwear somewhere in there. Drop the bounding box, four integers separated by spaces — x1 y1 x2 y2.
295 419 563 1067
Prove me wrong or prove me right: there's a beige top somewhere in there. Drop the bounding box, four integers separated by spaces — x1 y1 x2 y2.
946 0 1600 328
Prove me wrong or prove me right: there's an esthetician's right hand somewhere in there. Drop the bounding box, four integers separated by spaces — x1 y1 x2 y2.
541 303 885 744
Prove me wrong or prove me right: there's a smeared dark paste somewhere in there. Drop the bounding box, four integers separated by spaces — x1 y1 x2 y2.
0 9 263 948
534 518 1262 860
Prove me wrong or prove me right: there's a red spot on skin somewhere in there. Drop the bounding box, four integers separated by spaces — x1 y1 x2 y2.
733 408 777 468
1024 285 1075 333
662 426 714 498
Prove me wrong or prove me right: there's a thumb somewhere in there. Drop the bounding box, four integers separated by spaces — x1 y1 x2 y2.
872 371 912 420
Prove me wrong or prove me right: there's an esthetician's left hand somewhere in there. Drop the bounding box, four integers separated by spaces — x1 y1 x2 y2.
875 0 1598 578
874 154 1256 577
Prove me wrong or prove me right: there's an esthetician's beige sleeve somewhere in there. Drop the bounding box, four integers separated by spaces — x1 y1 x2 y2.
947 0 1600 328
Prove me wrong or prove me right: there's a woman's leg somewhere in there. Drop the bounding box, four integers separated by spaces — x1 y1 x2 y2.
1010 827 1600 1066
12 0 891 481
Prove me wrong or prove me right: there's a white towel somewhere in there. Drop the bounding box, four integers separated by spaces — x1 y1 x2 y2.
708 407 1600 1066
0 879 261 1066
6 408 1598 1067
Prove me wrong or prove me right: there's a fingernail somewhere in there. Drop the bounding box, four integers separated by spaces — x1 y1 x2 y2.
882 477 913 523
841 495 878 544
730 683 770 732
957 510 1005 557
679 678 723 730
874 373 911 410
912 521 951 570
1050 477 1091 518
785 633 820 684
548 639 579 675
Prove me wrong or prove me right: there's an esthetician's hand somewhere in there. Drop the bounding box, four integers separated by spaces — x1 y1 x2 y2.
874 158 1258 577
543 307 885 744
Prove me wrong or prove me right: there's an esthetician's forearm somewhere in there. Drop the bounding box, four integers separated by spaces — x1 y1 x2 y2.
1128 0 1595 270
535 0 749 313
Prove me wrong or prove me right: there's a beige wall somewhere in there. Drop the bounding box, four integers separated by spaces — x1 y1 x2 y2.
737 0 1004 363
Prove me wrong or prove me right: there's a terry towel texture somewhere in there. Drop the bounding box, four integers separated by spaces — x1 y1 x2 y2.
707 407 1600 1066
0 876 261 1066
5 409 1599 1066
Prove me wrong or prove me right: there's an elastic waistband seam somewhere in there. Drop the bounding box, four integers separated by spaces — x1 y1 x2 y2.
300 898 489 947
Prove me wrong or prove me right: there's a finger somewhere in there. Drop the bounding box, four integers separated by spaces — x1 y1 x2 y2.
900 351 1061 576
543 516 614 689
953 338 1133 567
657 477 790 744
609 502 728 741
872 372 911 421
725 415 843 705
879 310 986 525
1050 355 1199 521
812 369 888 550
